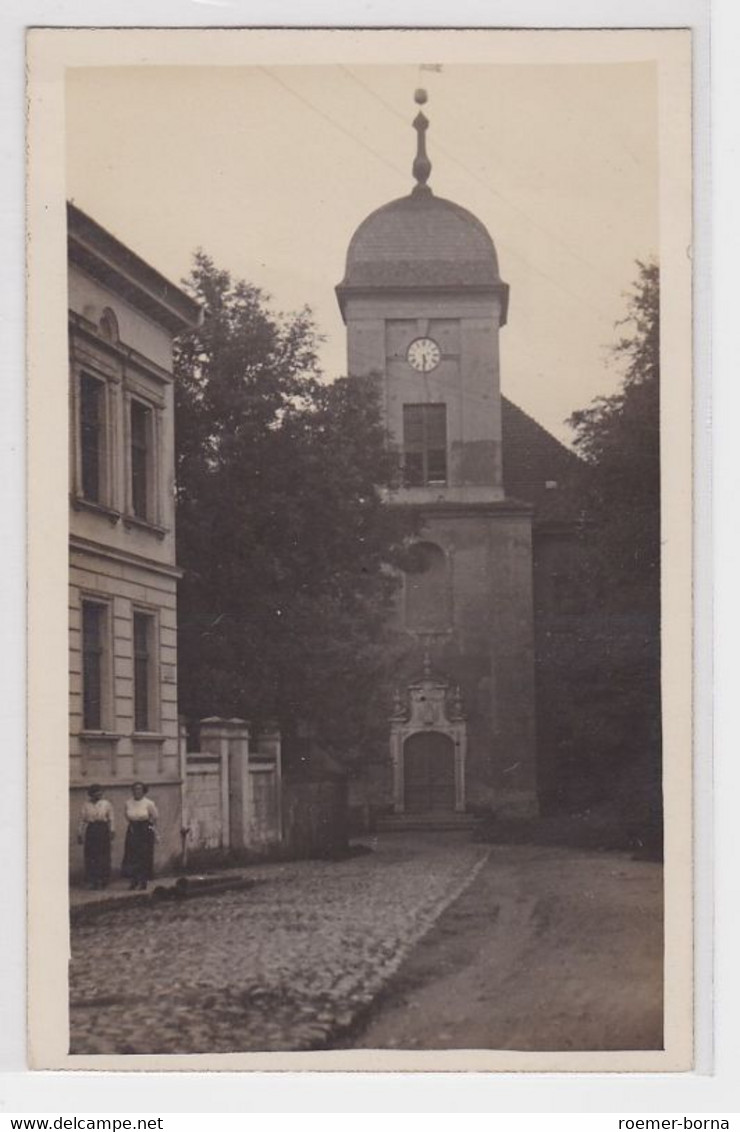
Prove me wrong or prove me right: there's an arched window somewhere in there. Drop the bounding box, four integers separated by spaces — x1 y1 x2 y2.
404 541 450 632
99 307 119 343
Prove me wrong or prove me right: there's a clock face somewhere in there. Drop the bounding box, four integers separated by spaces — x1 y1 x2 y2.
407 337 441 373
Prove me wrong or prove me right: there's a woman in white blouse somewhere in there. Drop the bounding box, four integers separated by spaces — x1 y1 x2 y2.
77 783 115 889
121 781 159 890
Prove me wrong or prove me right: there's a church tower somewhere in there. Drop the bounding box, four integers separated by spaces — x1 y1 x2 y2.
336 92 538 820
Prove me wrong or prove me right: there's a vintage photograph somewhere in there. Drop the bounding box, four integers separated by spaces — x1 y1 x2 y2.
27 28 693 1070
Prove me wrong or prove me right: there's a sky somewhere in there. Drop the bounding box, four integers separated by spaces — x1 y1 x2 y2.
66 61 659 444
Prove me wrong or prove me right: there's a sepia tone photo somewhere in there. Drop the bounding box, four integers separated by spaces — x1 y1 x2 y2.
26 28 693 1072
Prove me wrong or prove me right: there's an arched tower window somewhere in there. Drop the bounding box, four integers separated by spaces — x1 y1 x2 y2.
404 541 450 632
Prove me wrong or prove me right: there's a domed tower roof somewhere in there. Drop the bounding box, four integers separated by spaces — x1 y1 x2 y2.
336 89 509 324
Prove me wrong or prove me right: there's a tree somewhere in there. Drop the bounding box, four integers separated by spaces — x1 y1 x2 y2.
174 252 414 764
568 259 660 612
564 260 661 841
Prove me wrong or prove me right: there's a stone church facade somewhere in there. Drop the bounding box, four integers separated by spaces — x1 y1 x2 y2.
337 94 581 822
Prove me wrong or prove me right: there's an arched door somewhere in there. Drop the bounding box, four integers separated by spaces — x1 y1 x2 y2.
403 731 456 813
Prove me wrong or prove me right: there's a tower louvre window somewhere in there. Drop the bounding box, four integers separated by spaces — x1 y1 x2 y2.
403 403 447 487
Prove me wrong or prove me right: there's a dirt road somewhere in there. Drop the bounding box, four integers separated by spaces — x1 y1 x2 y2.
349 841 663 1051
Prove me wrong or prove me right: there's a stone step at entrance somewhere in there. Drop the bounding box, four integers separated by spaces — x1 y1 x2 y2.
377 811 478 833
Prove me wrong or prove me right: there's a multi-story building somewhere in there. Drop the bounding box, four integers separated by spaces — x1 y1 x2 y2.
67 203 201 876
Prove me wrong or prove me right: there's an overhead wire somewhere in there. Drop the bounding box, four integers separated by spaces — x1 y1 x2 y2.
259 64 611 439
338 65 628 323
340 64 622 290
259 66 409 183
259 65 621 329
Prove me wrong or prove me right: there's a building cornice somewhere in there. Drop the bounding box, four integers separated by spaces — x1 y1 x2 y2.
68 202 202 337
335 280 510 326
388 497 533 519
69 535 183 579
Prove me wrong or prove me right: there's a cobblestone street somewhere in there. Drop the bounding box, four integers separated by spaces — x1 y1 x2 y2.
69 833 489 1054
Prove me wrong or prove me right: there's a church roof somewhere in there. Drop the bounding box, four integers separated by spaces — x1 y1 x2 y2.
339 191 502 288
336 91 509 323
336 190 508 321
501 397 584 524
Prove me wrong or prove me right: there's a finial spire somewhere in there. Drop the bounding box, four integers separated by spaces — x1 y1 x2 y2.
412 88 432 195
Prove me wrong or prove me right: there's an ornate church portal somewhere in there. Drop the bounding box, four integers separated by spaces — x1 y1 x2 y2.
336 91 539 819
389 659 468 814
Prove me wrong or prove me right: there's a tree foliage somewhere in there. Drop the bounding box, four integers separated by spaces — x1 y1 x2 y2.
561 260 661 836
568 259 660 612
174 252 414 762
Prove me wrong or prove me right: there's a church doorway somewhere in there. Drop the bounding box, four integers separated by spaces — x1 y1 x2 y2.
403 731 456 813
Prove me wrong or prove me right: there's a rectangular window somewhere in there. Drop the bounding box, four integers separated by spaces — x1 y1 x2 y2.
403 403 447 486
133 611 156 731
130 400 153 520
80 374 105 503
82 601 107 730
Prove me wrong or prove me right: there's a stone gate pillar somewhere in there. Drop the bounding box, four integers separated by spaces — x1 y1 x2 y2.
199 717 250 850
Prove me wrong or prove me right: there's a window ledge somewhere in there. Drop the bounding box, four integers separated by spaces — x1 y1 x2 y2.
123 513 168 539
133 732 167 744
70 496 121 524
79 731 121 742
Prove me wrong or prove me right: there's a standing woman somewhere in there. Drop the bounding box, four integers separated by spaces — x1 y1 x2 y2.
122 781 159 890
77 784 115 889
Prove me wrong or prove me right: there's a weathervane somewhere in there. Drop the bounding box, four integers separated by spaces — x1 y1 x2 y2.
412 88 432 195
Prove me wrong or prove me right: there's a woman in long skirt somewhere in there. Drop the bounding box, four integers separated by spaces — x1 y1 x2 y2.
122 781 159 890
77 784 115 889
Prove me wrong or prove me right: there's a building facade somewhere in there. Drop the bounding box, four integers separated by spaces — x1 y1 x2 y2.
68 204 201 876
336 97 540 820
